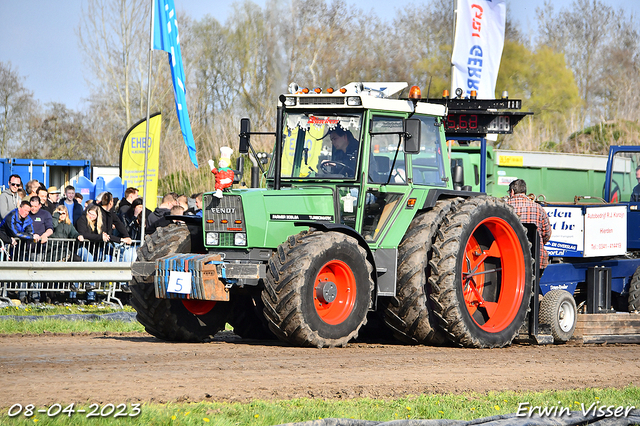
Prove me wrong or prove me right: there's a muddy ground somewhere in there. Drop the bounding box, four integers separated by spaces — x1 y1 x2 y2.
1 332 639 407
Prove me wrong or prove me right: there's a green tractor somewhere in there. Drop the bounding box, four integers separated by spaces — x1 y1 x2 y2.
131 82 533 348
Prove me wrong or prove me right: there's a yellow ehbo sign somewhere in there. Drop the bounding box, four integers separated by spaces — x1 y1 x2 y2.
119 112 162 210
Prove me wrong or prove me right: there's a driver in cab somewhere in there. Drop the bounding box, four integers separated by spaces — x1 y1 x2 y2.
320 127 359 177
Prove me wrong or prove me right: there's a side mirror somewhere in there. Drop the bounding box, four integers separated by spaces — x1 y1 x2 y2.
234 157 244 184
239 118 251 154
403 118 421 154
451 159 464 190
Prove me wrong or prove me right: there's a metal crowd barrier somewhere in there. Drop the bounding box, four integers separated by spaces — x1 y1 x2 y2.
0 238 140 307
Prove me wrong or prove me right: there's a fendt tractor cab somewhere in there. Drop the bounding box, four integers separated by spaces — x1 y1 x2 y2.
131 82 534 348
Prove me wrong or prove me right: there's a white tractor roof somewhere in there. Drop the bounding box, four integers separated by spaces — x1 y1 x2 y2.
340 82 409 98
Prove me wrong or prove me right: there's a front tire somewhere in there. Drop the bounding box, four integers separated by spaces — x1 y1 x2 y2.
540 289 577 343
262 230 374 348
130 224 230 342
429 196 533 348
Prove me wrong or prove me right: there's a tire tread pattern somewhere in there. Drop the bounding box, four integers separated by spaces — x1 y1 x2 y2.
628 266 640 312
261 230 374 348
428 196 533 348
130 224 228 342
382 198 461 345
539 289 577 343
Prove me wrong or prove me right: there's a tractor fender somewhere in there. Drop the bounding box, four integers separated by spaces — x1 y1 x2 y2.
293 221 378 289
423 188 483 209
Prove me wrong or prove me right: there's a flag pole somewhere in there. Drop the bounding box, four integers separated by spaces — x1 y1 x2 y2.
451 0 458 98
141 0 155 245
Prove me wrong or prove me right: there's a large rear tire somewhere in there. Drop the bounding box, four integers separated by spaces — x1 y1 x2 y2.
130 224 230 342
429 196 533 348
262 230 374 348
628 266 640 313
382 198 461 345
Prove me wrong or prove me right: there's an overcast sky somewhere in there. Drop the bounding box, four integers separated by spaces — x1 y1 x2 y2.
1 0 638 111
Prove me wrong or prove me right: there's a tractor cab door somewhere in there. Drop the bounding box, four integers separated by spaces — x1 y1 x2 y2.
607 148 640 249
359 115 411 245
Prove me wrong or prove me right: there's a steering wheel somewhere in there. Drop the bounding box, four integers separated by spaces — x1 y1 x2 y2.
320 160 355 176
609 179 621 203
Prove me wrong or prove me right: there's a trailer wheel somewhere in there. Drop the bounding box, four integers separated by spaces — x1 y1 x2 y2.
130 224 230 342
382 198 461 345
429 196 533 348
628 266 640 312
262 230 373 348
540 289 577 343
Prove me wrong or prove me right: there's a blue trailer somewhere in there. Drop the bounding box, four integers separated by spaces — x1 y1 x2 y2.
529 146 640 342
0 158 91 191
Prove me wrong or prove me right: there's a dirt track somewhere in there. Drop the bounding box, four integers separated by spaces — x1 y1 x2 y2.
1 332 639 407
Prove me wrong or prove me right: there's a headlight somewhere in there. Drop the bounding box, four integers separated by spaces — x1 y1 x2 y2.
234 233 247 246
284 96 297 106
346 96 362 106
206 232 219 246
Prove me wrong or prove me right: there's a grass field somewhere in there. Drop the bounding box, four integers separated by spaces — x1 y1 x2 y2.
0 303 145 334
0 387 638 425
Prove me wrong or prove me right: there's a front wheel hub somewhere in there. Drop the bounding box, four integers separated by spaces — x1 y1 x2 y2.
316 280 337 304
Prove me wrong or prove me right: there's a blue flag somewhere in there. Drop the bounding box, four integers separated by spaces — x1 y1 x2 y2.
153 0 198 168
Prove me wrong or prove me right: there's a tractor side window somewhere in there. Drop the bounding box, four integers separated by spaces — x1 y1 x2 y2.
369 116 406 184
338 186 359 228
412 116 446 187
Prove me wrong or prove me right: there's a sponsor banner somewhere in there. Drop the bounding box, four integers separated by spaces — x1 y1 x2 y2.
451 0 506 98
120 113 162 210
543 206 584 257
584 206 626 257
497 155 523 167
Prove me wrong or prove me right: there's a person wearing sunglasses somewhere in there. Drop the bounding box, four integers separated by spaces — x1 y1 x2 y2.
0 174 23 221
52 205 85 303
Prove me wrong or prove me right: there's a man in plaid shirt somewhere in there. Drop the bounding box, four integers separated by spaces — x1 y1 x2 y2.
507 179 552 269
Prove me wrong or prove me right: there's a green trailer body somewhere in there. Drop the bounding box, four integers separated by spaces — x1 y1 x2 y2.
451 146 611 202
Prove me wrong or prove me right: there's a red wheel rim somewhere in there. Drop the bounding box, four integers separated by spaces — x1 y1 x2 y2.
461 217 526 332
314 259 357 325
182 299 216 315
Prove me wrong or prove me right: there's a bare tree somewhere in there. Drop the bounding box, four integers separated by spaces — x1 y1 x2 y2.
0 62 38 157
14 103 92 161
77 0 150 131
536 0 640 125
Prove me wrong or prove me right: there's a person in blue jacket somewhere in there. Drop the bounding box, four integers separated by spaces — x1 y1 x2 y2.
1 201 36 242
0 200 37 302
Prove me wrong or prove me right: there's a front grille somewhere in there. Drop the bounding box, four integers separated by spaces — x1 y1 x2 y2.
203 194 246 233
219 233 234 246
299 97 345 106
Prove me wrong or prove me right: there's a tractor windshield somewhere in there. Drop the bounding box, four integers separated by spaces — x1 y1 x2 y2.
271 112 363 180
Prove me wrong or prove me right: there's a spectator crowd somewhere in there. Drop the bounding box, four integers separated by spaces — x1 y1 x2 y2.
0 174 204 305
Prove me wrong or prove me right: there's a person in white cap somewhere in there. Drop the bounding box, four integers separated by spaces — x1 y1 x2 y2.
208 146 235 198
